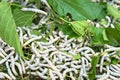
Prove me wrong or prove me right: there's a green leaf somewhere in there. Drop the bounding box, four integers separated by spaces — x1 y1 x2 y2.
105 28 120 46
47 0 105 20
12 8 36 27
90 27 105 45
114 22 120 32
58 23 79 38
107 4 120 19
70 21 90 36
0 1 24 58
88 54 101 80
111 57 119 65
102 29 108 41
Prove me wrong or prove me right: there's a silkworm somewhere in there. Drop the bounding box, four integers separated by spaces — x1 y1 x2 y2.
105 47 120 52
14 62 23 75
0 48 7 56
100 54 108 72
77 47 95 54
105 16 111 27
17 27 24 45
0 72 12 80
23 36 42 47
109 75 118 80
63 68 78 78
31 42 41 57
111 64 120 72
42 56 59 72
6 61 16 80
49 69 55 80
40 37 60 46
10 56 18 76
20 58 26 74
98 66 110 80
70 72 75 80
0 51 14 64
71 61 81 69
41 0 51 9
0 52 5 58
52 70 63 80
21 8 47 15
36 71 48 79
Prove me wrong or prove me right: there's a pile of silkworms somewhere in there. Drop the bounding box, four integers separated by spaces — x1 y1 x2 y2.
0 27 120 80
0 0 120 80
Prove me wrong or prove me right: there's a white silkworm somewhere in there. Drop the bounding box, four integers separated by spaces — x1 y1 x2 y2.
31 43 41 57
77 47 95 54
50 51 73 58
0 52 5 58
0 72 12 80
98 66 110 80
41 0 51 9
105 47 120 52
59 47 71 51
40 37 60 46
23 36 42 46
4 47 14 52
110 65 120 74
20 58 26 74
58 31 65 38
42 56 59 72
110 70 120 76
100 54 108 72
63 68 78 78
71 61 81 69
81 57 87 77
96 73 106 79
63 38 75 47
21 8 47 15
109 75 118 80
0 51 14 64
52 71 63 80
36 71 48 79
110 24 115 28
10 56 18 76
111 64 120 72
70 72 75 80
6 61 16 80
17 27 24 45
105 16 111 27
49 69 55 80
0 48 7 56
27 54 35 63
14 62 23 75
14 54 19 62
41 68 48 75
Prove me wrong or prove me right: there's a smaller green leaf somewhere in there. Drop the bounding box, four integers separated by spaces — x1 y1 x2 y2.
111 57 119 65
58 23 79 38
88 54 101 80
105 28 120 46
102 29 108 41
10 4 36 27
107 4 120 19
114 22 120 32
90 27 105 45
70 21 90 36
117 51 120 57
